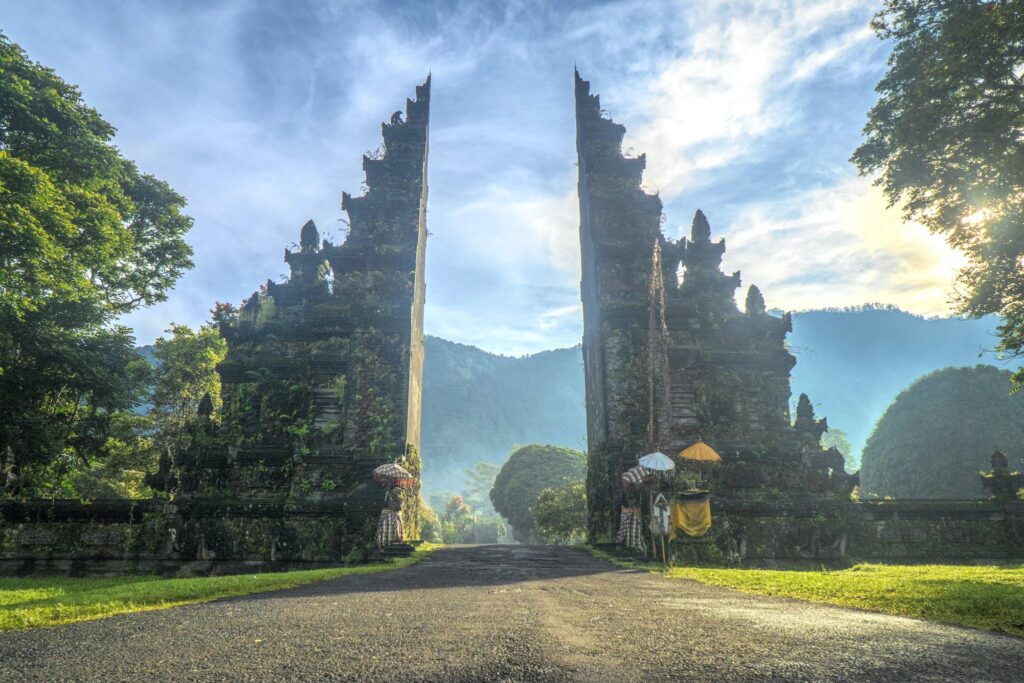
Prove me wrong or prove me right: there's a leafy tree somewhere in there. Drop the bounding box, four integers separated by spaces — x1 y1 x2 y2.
432 493 508 544
0 34 193 491
429 467 508 543
852 1 1024 384
63 410 158 499
470 514 507 544
0 34 193 314
418 505 443 543
428 490 456 513
440 494 475 544
461 461 501 515
490 444 586 543
860 365 1024 498
0 318 152 496
149 323 227 454
531 479 587 545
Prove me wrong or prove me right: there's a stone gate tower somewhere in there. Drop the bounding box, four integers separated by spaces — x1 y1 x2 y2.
575 71 671 540
576 71 855 542
166 78 431 568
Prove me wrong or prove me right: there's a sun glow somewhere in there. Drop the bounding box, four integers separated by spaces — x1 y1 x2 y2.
962 208 991 226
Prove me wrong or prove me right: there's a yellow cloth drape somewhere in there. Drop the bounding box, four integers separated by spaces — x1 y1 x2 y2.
670 500 712 538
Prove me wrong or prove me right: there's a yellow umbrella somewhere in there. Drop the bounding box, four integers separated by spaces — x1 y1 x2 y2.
678 440 721 462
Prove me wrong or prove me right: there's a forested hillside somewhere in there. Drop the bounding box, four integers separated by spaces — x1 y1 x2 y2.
420 337 585 491
859 366 1024 498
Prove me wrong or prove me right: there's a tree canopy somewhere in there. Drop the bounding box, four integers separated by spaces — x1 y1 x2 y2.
0 34 193 492
860 365 1024 498
460 461 501 515
531 479 587 545
490 444 586 543
0 34 193 317
149 324 226 451
852 1 1024 384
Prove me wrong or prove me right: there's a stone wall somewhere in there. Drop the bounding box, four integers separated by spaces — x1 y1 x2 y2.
670 499 1024 566
0 495 387 576
5 497 1020 575
0 500 168 575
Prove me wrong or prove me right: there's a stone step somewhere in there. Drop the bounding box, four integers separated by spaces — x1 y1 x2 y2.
375 543 416 560
590 542 646 561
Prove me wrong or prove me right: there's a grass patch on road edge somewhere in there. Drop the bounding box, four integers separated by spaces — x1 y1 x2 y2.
0 543 440 631
585 546 1024 636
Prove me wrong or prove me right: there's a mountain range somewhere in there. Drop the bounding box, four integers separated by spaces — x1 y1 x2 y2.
420 307 1016 491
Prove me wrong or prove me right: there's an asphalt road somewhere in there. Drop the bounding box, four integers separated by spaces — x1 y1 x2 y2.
1 545 1022 682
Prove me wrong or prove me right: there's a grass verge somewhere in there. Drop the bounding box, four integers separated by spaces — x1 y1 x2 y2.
585 547 1024 636
0 543 439 632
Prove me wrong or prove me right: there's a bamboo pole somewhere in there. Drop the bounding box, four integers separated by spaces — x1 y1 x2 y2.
648 487 656 560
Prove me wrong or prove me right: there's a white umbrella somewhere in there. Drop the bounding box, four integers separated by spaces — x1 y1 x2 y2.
638 451 675 471
637 452 674 563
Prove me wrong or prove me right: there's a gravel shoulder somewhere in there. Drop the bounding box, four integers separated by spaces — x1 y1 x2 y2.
1 545 1021 682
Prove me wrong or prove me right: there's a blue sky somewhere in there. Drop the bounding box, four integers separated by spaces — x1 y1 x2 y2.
2 0 965 355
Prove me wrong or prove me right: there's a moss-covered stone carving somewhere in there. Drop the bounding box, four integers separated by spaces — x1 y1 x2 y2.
167 77 431 565
575 71 855 542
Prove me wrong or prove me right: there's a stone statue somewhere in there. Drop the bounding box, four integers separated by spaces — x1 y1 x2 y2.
982 450 1022 503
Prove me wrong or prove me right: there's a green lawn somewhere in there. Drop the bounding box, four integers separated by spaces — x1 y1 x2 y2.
668 563 1024 636
586 547 1024 636
0 544 438 631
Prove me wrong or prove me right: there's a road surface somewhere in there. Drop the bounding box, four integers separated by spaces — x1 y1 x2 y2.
1 545 1021 682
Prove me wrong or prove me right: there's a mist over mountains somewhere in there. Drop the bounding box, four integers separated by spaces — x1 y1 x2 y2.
787 307 1012 460
421 337 585 492
419 307 1014 491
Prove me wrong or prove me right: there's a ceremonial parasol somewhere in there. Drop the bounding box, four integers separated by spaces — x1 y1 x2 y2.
637 452 674 560
678 440 721 462
373 462 416 489
678 440 720 492
638 451 676 471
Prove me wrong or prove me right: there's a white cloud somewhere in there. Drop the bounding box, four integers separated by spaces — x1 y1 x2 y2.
621 1 875 196
5 0 962 356
790 25 876 82
720 176 965 315
501 0 898 328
